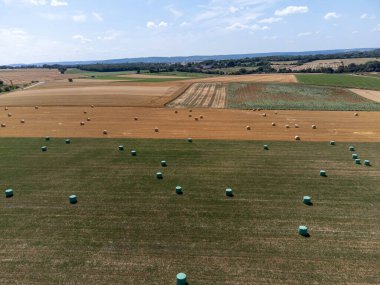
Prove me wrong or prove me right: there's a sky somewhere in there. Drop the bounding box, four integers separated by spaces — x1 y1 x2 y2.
0 0 379 65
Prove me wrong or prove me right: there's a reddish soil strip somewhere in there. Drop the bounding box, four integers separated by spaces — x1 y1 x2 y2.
0 106 379 142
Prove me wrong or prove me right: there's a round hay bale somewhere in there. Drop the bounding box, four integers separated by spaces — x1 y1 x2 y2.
154 127 159 133
295 135 300 141
246 125 251 131
134 117 138 121
45 136 50 141
41 146 47 152
65 139 71 144
330 141 336 145
274 111 278 115
258 108 262 111
294 124 299 128
1 123 6 128
188 138 193 143
200 115 204 119
20 119 25 123
118 145 124 151
4 107 8 111
91 105 95 108
69 195 77 204
320 170 327 177
131 150 137 156
86 118 91 122
156 172 163 179
103 130 108 135
188 114 192 118
354 113 358 116
264 144 269 150
364 160 371 166
195 117 199 121
298 225 308 236
35 106 39 109
285 125 290 129
5 189 13 198
175 110 178 114
226 188 233 197
80 121 85 126
84 111 87 114
272 122 276 126
176 273 187 285
262 113 267 117
352 153 358 159
189 109 193 113
303 196 312 205
349 146 355 151
7 113 12 117
176 186 183 195
312 125 317 129
355 159 361 165
161 160 167 167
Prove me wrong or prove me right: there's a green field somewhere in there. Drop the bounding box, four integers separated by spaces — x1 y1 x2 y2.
296 74 380 90
227 83 380 111
1 138 379 284
66 69 212 82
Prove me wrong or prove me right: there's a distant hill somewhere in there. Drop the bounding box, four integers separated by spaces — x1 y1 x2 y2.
11 48 378 67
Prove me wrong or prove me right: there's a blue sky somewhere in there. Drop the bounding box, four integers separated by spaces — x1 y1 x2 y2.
0 0 379 64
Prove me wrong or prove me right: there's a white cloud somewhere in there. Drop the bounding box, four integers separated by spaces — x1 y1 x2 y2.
0 27 29 39
146 21 168 29
229 6 239 13
72 13 87 22
324 12 341 20
167 6 183 18
23 0 47 5
372 24 380 32
297 31 313 37
226 22 269 31
258 17 282 24
275 6 308 17
180 21 190 27
72 34 91 43
50 0 67 7
96 30 122 41
360 13 376 20
92 12 103 22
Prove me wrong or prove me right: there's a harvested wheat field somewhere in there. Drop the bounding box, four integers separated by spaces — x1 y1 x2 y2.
350 89 380 103
0 80 188 107
0 106 379 142
0 68 82 85
167 83 226 108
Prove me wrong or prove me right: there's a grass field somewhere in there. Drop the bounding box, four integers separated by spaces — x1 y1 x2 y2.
296 74 380 90
66 69 211 82
226 83 380 111
1 138 379 284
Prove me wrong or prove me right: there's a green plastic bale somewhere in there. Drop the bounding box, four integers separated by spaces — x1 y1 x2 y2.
352 154 358 159
5 189 13 198
69 195 77 204
263 145 269 150
320 170 327 177
330 141 336 145
187 138 193 143
364 160 371 166
45 136 50 141
41 146 47 152
65 139 71 144
355 159 361 165
226 188 233 197
118 145 124 151
161 160 167 167
156 172 163 179
176 273 187 285
298 225 308 236
303 196 312 205
131 150 137 156
176 186 183 195
349 146 355 151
